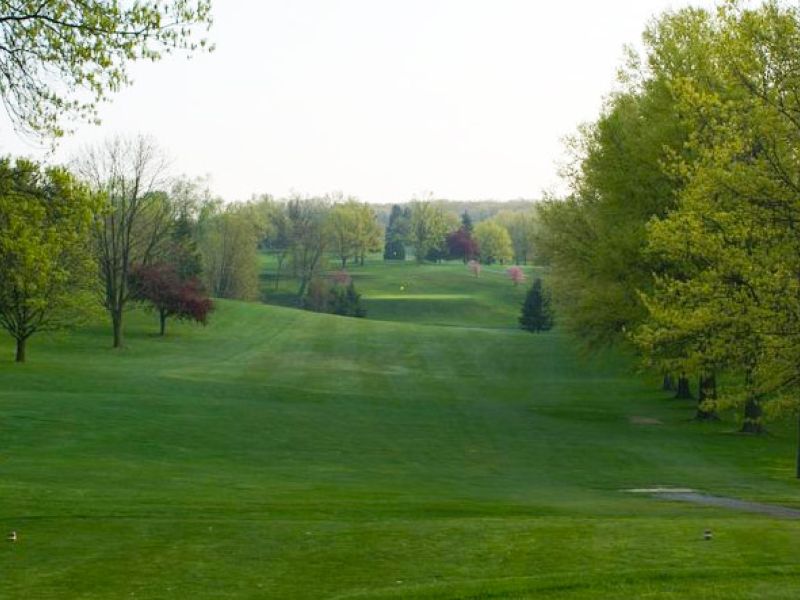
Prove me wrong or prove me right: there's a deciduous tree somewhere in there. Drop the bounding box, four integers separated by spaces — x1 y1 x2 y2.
0 158 99 362
76 135 175 348
287 196 329 300
197 200 263 301
0 1 213 139
129 262 212 336
446 227 479 263
408 200 454 263
474 221 512 264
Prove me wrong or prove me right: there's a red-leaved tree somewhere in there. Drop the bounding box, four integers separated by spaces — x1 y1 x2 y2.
446 228 479 262
129 263 213 336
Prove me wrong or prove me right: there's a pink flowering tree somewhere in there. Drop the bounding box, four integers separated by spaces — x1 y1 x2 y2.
468 259 481 277
507 266 526 286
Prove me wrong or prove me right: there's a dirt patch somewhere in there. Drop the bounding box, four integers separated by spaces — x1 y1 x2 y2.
645 491 800 519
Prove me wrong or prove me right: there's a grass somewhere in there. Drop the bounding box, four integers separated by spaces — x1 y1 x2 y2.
259 253 533 327
1 257 800 598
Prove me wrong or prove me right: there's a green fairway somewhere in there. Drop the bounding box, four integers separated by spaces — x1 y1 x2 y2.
260 254 535 328
2 260 800 598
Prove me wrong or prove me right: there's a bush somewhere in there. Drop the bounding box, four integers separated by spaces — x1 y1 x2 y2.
304 275 366 318
330 282 367 318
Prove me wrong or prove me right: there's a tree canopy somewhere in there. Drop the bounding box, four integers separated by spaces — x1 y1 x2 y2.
0 0 213 139
0 157 99 362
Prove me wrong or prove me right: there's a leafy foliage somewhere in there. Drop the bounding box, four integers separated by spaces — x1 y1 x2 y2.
304 274 366 318
408 200 456 263
327 198 382 267
492 209 539 264
474 220 513 264
0 0 213 139
506 266 526 286
197 201 264 301
446 227 479 262
129 263 213 336
0 157 99 362
79 136 175 347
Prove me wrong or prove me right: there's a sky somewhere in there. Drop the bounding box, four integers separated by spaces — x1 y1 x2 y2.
0 0 720 203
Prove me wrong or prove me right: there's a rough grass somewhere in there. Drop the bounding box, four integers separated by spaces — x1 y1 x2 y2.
1 257 799 598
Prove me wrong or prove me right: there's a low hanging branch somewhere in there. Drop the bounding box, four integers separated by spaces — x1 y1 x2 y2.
0 1 213 139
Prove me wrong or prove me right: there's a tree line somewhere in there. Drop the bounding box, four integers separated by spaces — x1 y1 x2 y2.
383 200 539 265
536 0 800 476
0 137 220 361
0 132 552 364
0 146 394 361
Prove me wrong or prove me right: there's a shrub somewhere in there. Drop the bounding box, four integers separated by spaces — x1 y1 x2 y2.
304 275 366 318
507 266 526 286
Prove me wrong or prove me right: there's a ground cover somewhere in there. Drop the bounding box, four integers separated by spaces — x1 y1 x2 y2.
1 260 799 598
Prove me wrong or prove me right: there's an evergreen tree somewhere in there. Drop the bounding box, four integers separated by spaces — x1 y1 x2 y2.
461 210 473 234
171 210 203 280
519 278 554 333
383 204 407 260
324 281 367 318
343 281 367 318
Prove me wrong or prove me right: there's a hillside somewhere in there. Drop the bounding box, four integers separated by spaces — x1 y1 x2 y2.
1 262 799 598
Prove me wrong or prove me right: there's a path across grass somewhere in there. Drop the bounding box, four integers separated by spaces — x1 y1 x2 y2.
1 260 800 598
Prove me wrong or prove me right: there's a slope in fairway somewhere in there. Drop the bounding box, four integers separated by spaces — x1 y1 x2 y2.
1 262 800 598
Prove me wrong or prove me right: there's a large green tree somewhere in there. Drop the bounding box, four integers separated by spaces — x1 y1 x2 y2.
197 200 264 301
0 0 212 139
327 200 359 268
287 196 329 300
326 198 380 268
0 158 99 362
637 1 800 447
408 200 454 263
493 209 539 265
474 220 513 264
536 6 717 350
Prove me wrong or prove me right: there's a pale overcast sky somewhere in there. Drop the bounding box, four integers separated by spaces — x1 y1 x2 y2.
0 0 720 203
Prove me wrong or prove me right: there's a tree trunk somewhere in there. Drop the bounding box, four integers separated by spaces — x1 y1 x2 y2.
274 256 284 290
15 337 26 363
662 373 675 392
112 311 123 348
675 373 693 399
297 276 309 302
695 373 719 421
740 396 764 434
159 310 167 336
